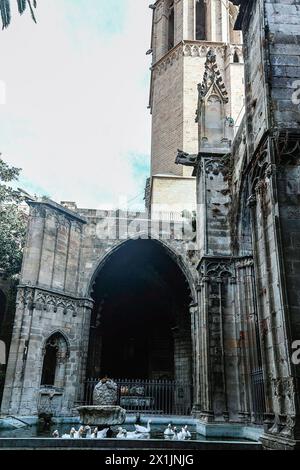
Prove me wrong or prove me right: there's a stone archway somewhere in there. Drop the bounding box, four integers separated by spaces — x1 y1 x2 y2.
86 239 194 411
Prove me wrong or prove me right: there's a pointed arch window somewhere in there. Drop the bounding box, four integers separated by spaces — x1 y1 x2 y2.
196 0 206 40
168 1 175 50
41 332 69 387
233 51 240 63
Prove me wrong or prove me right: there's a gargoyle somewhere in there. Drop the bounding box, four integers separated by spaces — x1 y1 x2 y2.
175 150 198 167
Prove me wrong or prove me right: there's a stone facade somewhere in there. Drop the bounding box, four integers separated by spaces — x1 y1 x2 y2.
0 201 198 417
148 0 245 214
235 0 300 450
176 0 300 450
1 0 300 451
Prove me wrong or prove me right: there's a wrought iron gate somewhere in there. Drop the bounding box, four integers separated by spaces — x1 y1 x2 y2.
84 378 192 416
250 368 266 424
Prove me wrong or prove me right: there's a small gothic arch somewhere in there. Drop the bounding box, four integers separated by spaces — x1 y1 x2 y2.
206 262 234 280
205 93 224 137
233 51 240 63
41 331 70 387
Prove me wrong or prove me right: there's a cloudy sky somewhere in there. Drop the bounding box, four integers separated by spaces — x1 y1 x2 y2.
0 0 152 210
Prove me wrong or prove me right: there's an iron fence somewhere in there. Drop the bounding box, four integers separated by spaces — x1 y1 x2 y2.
250 368 266 424
83 378 192 416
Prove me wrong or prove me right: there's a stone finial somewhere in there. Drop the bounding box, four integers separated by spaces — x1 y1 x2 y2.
198 49 229 104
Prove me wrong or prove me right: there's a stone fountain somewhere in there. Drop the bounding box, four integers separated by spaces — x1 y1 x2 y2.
76 378 126 427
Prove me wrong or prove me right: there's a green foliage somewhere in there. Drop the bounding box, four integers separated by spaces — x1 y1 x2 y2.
0 0 37 30
0 157 27 277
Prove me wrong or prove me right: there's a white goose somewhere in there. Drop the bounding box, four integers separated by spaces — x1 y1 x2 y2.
84 426 92 438
124 430 146 440
164 424 174 436
96 427 109 439
61 428 75 439
183 425 191 439
134 419 151 434
176 427 189 440
172 427 179 440
74 426 84 439
116 427 127 439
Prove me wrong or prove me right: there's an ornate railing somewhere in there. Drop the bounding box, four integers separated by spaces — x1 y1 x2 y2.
83 378 192 416
250 368 266 424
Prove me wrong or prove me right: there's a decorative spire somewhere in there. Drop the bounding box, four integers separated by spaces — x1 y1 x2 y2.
197 49 229 107
195 49 232 151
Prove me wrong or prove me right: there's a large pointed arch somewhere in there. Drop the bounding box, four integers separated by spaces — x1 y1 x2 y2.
86 237 197 304
85 238 195 406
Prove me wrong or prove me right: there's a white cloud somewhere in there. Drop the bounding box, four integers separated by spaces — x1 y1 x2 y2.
0 0 152 209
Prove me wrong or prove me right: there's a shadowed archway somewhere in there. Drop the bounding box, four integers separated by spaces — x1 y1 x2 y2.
87 239 193 386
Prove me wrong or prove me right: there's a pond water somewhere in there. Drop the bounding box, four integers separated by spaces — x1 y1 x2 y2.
0 422 251 442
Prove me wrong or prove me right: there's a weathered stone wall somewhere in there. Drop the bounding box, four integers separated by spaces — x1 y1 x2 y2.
149 0 244 213
21 201 84 297
231 0 300 449
150 175 196 215
196 156 232 258
151 46 184 177
0 286 93 416
1 199 198 416
266 0 300 128
239 0 270 157
5 2 300 442
150 43 244 179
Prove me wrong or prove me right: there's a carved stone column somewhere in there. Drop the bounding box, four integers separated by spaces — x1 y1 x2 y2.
247 134 300 449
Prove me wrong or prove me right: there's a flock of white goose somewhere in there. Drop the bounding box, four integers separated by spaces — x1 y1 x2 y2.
52 420 192 441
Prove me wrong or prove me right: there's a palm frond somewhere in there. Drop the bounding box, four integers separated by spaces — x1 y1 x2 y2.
17 0 26 15
26 0 37 24
0 0 11 29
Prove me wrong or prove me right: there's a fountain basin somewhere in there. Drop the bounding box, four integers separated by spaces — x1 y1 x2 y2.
76 405 126 426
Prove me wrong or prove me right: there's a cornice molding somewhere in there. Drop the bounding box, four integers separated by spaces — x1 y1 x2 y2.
152 41 243 77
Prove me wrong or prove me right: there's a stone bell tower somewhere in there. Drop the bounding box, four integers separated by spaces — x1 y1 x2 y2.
147 0 245 218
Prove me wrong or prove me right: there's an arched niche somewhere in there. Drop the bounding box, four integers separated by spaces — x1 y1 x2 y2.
41 332 70 388
202 93 225 145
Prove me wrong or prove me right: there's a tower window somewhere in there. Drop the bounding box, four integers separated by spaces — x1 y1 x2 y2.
168 2 175 50
233 51 240 63
196 0 206 40
41 339 58 386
